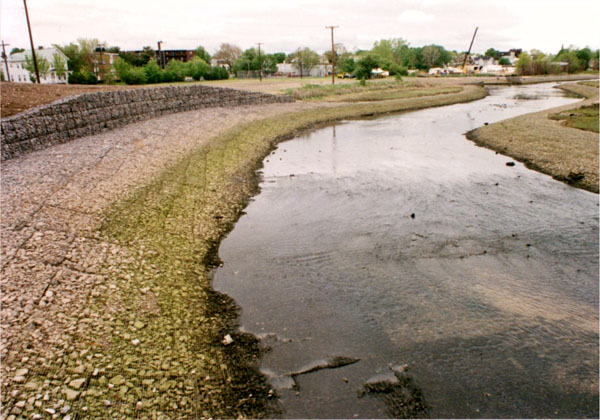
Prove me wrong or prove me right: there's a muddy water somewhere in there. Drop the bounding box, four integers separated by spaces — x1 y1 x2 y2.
214 83 599 418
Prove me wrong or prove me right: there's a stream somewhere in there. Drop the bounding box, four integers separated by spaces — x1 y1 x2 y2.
213 82 599 418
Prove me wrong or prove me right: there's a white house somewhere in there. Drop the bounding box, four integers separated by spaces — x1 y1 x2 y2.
7 47 70 84
276 62 328 77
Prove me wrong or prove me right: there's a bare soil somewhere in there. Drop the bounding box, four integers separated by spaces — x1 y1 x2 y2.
0 82 137 117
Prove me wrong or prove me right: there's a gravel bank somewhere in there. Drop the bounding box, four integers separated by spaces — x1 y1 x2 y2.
467 81 599 193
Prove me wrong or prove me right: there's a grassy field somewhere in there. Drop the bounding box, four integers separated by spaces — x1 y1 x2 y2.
281 79 463 102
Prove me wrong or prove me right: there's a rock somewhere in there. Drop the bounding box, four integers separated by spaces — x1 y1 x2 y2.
134 321 145 329
14 368 28 377
223 334 233 345
131 338 140 346
60 405 71 414
14 401 26 408
44 408 56 415
506 161 515 167
410 213 415 219
109 375 124 386
68 378 86 390
72 364 85 374
136 401 143 410
23 381 38 391
63 388 79 401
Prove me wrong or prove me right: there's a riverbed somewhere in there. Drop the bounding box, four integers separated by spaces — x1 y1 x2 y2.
214 83 598 418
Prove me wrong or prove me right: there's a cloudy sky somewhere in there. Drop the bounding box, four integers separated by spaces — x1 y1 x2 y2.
1 0 598 55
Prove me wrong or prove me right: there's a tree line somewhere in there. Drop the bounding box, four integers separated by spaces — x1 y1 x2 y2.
6 38 598 85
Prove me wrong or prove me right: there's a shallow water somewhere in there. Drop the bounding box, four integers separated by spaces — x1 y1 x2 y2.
214 83 599 418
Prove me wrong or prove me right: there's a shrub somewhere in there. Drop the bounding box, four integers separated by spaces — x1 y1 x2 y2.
144 61 162 84
204 66 229 80
185 58 210 81
355 55 379 79
68 71 86 84
161 60 186 83
122 66 147 85
389 64 408 76
68 70 98 84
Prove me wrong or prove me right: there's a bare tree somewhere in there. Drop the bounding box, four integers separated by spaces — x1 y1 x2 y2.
290 47 320 78
213 43 242 74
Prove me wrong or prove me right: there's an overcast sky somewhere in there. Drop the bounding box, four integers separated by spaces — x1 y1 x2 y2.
1 0 598 55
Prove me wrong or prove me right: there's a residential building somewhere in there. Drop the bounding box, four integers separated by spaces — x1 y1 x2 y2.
7 46 70 84
92 50 119 81
156 49 195 67
276 62 328 77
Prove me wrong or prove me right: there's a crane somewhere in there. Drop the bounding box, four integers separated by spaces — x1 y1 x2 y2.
462 27 479 73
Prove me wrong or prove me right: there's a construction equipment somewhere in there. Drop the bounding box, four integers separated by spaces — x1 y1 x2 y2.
462 27 479 73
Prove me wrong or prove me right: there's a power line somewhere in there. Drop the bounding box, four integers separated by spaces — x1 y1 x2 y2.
325 26 338 84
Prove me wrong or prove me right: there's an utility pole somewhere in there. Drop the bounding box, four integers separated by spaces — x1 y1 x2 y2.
23 0 40 83
157 40 164 69
257 42 263 82
326 26 338 84
1 40 10 82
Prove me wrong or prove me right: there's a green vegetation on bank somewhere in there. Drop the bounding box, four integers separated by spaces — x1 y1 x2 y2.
92 86 486 418
550 105 599 133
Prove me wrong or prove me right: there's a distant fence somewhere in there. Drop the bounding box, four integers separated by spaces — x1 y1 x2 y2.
1 85 294 161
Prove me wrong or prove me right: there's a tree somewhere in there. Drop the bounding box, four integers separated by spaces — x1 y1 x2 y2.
195 46 211 63
421 46 440 69
161 59 186 82
516 51 533 75
289 47 320 78
324 43 346 67
10 47 25 55
24 55 50 82
185 57 210 80
213 43 242 73
576 47 592 69
355 54 379 79
555 48 584 73
591 49 599 71
273 52 286 63
56 38 103 74
341 57 355 73
485 48 499 59
498 57 511 66
52 52 67 77
143 61 161 83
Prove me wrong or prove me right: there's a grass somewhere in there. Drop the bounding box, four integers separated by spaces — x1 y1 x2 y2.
326 86 462 102
284 80 412 100
550 105 599 133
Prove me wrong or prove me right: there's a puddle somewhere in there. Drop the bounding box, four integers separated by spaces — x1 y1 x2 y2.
214 83 598 418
